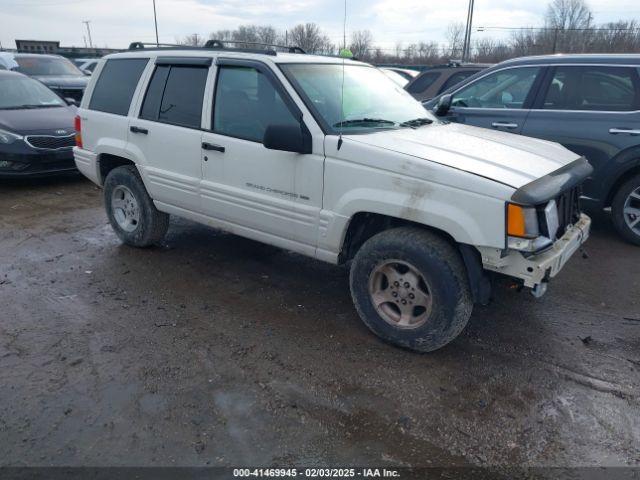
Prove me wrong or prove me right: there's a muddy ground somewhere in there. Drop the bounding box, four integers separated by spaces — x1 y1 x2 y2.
0 176 638 468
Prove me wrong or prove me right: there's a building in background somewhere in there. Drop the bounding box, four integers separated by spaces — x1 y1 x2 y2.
15 39 59 54
14 39 120 59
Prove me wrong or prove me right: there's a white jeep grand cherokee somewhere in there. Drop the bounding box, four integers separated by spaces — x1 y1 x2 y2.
74 42 592 352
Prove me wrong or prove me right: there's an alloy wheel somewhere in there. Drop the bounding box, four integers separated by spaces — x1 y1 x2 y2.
368 259 433 329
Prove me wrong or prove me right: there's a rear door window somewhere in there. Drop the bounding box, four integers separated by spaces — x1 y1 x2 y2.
542 66 639 111
140 65 208 128
89 58 148 115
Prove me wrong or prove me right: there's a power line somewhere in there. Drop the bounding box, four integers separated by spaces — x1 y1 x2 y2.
478 26 639 32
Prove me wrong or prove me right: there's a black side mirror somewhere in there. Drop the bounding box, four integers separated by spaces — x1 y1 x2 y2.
434 94 452 116
64 97 79 107
263 124 311 154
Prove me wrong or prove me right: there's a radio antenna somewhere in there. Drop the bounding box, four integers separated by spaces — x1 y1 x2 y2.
337 0 348 150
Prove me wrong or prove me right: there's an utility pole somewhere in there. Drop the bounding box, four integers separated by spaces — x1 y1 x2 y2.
83 20 93 48
462 0 475 61
153 0 159 46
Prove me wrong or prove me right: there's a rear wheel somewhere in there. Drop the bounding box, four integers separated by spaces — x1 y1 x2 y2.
611 174 640 246
104 165 169 247
349 227 473 352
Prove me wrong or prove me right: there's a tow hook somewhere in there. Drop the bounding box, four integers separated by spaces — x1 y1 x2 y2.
531 282 548 298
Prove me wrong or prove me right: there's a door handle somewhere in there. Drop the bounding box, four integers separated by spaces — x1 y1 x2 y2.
130 126 148 134
202 142 225 152
492 122 518 129
609 128 640 135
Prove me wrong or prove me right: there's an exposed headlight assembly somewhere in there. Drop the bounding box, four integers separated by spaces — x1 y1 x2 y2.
507 202 555 253
0 128 23 145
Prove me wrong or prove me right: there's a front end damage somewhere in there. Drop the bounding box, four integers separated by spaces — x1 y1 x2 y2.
479 157 593 297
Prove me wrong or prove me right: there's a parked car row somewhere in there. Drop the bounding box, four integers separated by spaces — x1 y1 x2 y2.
423 54 640 245
2 50 639 247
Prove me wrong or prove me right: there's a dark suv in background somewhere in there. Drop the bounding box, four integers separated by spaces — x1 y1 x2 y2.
426 54 640 245
406 62 491 101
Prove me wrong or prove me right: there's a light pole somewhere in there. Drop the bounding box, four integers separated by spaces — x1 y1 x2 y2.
153 0 159 46
82 20 93 48
462 0 475 61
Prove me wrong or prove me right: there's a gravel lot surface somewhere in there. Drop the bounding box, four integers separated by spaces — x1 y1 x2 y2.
0 177 638 467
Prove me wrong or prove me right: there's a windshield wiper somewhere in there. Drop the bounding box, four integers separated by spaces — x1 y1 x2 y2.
333 118 398 128
399 117 434 128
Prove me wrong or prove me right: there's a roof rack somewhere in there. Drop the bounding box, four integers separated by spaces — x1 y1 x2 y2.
127 40 306 56
204 39 305 54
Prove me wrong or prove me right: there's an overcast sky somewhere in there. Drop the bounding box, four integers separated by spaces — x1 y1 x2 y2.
1 0 639 51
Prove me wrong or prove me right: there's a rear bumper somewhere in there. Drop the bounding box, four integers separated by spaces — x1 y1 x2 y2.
73 147 100 185
479 214 591 290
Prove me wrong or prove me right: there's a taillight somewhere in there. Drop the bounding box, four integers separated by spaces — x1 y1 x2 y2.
74 115 83 149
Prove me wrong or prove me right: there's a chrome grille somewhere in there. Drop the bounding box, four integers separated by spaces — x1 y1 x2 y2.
25 134 75 150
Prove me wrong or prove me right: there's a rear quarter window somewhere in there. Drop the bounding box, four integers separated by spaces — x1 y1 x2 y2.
89 58 148 115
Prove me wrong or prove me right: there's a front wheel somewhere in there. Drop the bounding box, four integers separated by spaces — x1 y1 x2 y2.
349 227 473 352
611 174 640 246
104 165 169 247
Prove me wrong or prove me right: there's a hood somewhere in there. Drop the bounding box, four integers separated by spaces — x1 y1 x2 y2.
0 106 76 135
347 122 581 189
32 75 88 88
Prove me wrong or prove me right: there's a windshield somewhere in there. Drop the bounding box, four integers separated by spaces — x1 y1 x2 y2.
0 75 66 109
281 64 434 134
15 56 84 76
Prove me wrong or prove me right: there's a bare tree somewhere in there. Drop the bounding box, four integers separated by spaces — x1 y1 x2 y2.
179 33 205 46
256 26 278 45
232 25 259 44
546 0 593 30
349 30 373 59
445 22 465 58
209 30 233 42
289 23 334 54
545 0 593 51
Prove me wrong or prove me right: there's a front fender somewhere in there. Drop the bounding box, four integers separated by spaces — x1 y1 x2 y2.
320 173 509 257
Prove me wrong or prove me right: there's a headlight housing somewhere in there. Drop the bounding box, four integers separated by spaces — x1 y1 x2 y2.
507 201 558 252
0 128 23 145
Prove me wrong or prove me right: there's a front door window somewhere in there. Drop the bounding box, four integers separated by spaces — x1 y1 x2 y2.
451 67 540 109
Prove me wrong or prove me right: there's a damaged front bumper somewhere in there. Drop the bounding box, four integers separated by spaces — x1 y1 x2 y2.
478 214 591 294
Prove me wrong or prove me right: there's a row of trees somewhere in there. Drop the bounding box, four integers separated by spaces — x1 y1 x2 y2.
178 0 640 65
179 23 335 55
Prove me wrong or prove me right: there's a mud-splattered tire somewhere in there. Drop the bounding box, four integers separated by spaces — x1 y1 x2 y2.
349 227 473 352
611 174 640 246
104 165 169 247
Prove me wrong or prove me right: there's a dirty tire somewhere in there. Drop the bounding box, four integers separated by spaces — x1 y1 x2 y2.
104 165 169 247
350 227 473 352
611 174 640 246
